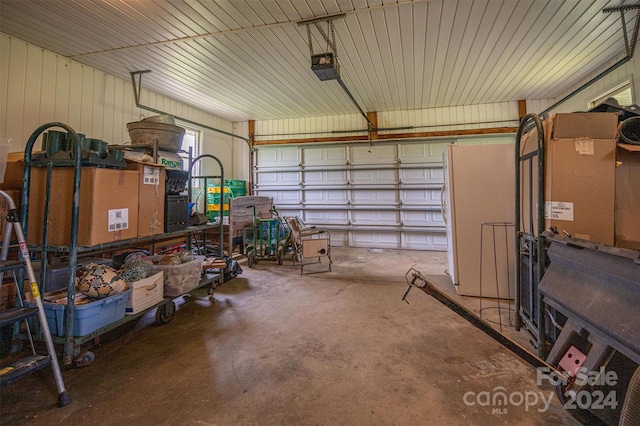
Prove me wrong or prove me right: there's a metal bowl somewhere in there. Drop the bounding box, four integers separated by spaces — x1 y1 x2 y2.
142 114 176 125
126 121 186 152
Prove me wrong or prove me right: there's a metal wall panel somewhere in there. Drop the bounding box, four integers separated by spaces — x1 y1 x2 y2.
1 2 631 122
0 34 234 179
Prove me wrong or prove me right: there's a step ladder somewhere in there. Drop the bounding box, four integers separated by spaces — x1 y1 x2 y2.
0 190 70 406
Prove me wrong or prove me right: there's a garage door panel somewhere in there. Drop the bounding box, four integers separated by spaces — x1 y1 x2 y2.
303 146 347 166
304 170 347 184
329 230 348 247
304 190 348 204
428 142 450 159
258 190 300 205
402 232 448 250
304 210 348 224
253 137 512 251
402 210 445 227
399 142 453 164
351 210 399 225
399 143 430 163
351 190 398 204
400 168 443 184
274 207 303 218
401 188 442 206
350 231 401 249
256 147 300 167
350 145 396 164
256 171 300 186
350 169 396 184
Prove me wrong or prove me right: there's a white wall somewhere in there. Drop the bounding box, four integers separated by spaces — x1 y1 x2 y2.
253 102 521 142
0 33 238 178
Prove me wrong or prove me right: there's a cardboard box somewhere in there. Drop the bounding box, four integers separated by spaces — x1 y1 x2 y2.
545 113 617 245
126 161 166 237
0 189 21 241
0 152 25 190
0 282 17 312
28 167 139 246
615 143 640 250
521 113 618 245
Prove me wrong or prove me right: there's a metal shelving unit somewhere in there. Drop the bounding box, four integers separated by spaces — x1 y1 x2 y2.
18 122 222 366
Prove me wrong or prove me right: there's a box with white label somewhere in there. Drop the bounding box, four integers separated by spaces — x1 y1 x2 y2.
127 161 166 237
28 167 139 246
545 113 617 245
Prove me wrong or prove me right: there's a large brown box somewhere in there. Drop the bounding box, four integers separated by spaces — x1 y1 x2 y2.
615 143 640 250
28 167 139 247
126 161 166 237
520 113 618 245
0 152 25 190
545 113 617 245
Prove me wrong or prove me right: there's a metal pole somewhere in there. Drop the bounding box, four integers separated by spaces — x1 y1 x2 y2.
130 71 251 148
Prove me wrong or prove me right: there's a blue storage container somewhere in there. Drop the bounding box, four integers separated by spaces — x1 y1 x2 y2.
29 290 131 337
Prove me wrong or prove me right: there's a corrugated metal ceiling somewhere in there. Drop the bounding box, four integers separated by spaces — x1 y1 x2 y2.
0 0 635 122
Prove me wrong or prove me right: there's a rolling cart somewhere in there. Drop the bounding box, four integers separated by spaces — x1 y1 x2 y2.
16 122 223 367
243 206 289 268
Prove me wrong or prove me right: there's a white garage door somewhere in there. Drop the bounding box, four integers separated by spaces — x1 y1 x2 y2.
253 136 513 250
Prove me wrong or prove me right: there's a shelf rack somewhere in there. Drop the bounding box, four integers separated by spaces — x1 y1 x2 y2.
18 122 223 365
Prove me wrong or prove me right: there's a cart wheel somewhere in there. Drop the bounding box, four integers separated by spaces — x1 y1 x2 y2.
277 247 284 265
247 250 255 268
73 351 95 367
155 301 175 325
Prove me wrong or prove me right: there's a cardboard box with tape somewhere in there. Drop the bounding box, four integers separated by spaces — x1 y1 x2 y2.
520 112 618 246
28 167 139 246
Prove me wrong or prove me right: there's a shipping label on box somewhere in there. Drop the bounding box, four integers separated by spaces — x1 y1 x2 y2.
127 161 165 237
143 166 160 185
108 208 129 232
545 201 574 221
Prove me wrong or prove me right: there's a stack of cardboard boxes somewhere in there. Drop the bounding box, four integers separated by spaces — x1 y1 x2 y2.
521 112 639 249
0 158 166 247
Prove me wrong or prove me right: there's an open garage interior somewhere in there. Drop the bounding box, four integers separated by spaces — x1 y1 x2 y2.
0 1 639 425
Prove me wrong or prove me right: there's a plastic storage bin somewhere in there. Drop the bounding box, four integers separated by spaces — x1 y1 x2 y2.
125 271 164 315
30 289 131 337
151 258 203 297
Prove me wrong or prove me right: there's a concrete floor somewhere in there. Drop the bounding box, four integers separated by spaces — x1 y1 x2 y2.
1 247 578 425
